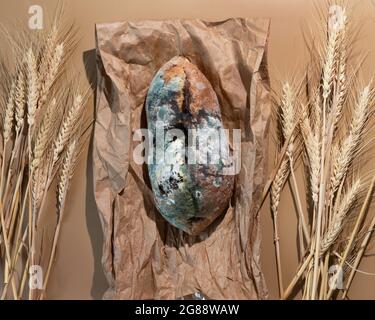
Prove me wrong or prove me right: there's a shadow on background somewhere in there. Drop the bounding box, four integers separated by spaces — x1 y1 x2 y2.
83 49 108 299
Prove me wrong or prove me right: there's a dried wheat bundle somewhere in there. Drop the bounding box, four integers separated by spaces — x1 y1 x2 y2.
266 2 375 300
0 10 90 300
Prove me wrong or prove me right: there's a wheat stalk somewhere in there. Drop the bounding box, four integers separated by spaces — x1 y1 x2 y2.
40 138 79 300
270 157 289 297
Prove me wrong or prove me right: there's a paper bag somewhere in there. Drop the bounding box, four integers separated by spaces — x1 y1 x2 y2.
94 18 271 300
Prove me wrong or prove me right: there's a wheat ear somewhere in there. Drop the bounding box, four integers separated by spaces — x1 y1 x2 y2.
322 18 340 100
280 83 295 155
52 94 83 166
31 154 51 214
38 24 58 85
320 179 361 256
38 43 64 107
312 91 322 137
14 67 26 134
302 114 321 204
3 81 16 143
57 139 77 210
271 159 289 216
31 99 57 170
331 84 372 195
40 138 78 300
26 48 38 127
331 12 348 128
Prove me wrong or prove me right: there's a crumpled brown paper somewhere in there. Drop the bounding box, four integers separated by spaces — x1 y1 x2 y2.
94 18 271 300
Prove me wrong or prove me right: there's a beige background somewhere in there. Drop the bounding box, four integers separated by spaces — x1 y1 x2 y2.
1 0 375 299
